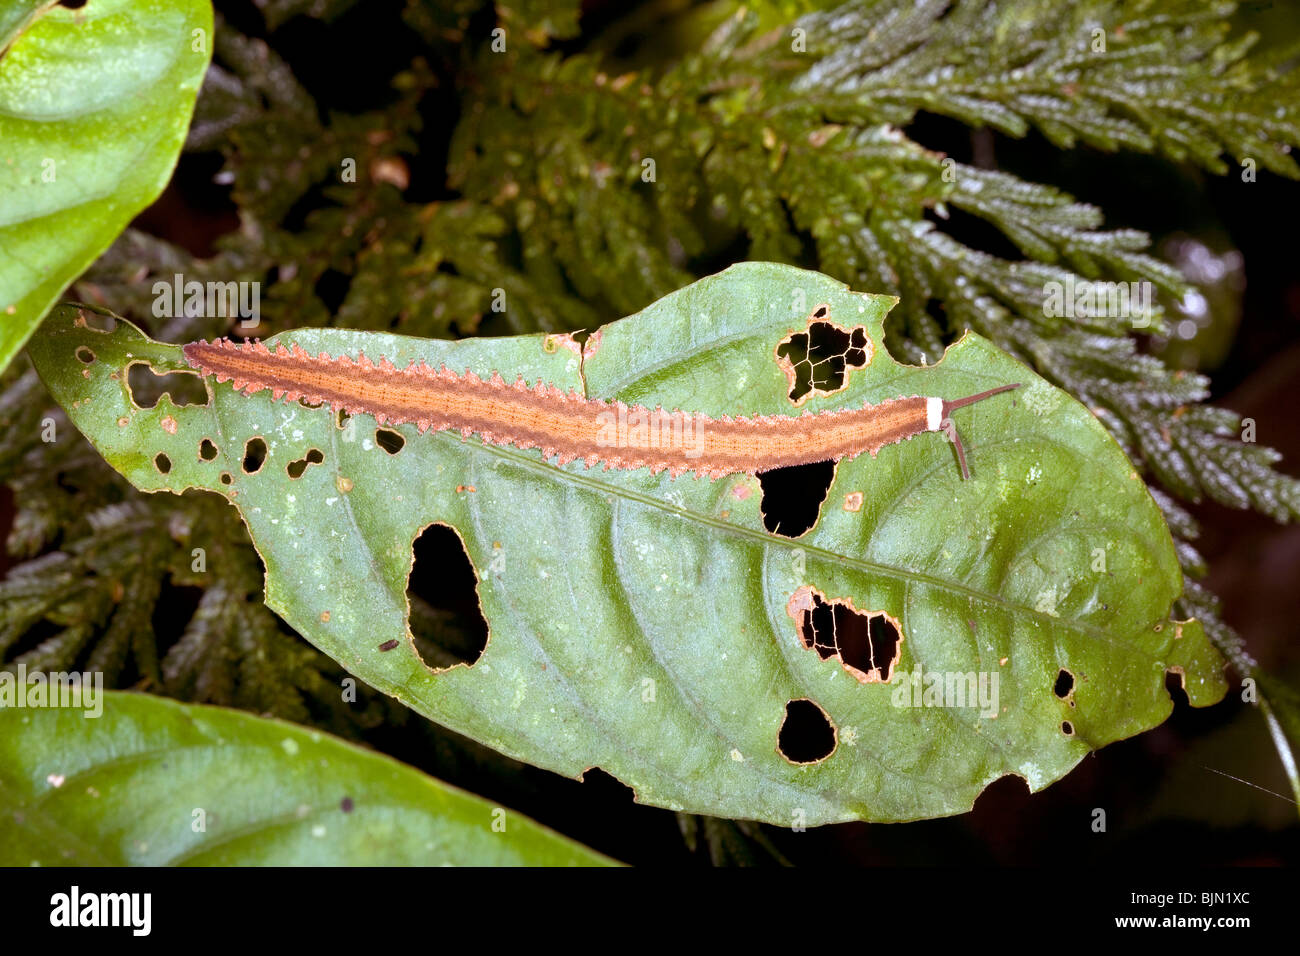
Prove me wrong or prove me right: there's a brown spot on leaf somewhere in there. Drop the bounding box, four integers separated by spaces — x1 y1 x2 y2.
843 491 863 512
160 415 177 435
544 332 584 356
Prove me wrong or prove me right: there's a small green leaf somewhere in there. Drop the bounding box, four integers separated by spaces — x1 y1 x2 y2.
1256 671 1300 809
0 0 212 373
28 263 1228 824
0 690 615 865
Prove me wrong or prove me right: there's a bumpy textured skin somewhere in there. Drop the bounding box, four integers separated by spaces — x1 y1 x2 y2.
182 338 935 479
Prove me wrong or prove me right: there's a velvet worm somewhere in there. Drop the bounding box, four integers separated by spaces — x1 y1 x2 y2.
182 338 1019 480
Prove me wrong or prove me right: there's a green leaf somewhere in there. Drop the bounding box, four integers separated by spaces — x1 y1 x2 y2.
0 689 615 865
27 262 1227 824
1256 671 1300 809
0 0 212 374
496 0 581 44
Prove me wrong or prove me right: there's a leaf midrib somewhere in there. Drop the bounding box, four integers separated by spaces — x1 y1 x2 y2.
463 434 1156 650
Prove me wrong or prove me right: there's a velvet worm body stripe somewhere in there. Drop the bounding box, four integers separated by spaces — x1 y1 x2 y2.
181 339 1020 480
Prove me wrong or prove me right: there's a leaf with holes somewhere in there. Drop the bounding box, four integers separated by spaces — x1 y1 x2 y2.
27 262 1228 824
0 690 614 864
0 0 211 373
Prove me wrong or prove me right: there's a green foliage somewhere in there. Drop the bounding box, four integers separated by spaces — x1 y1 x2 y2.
0 691 614 865
0 0 212 373
3 0 1298 831
28 265 1227 823
792 0 1300 175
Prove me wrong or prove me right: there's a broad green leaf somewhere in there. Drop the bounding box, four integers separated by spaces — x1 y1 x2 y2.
0 690 615 865
0 0 212 373
27 262 1227 824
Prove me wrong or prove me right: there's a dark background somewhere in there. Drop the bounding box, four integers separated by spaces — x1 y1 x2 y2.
4 0 1299 865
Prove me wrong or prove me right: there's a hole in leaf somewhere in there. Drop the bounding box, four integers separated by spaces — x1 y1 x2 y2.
775 313 871 404
580 767 636 803
58 0 88 9
76 309 116 332
758 461 835 537
154 453 171 474
1054 669 1074 698
849 615 901 677
75 346 94 364
242 438 267 474
126 363 209 409
880 298 964 366
1165 668 1190 708
375 428 405 454
1061 721 1074 736
286 448 324 479
406 523 488 668
219 472 233 485
199 439 218 461
969 772 1034 816
337 408 351 429
778 699 837 764
923 297 962 344
787 586 902 684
